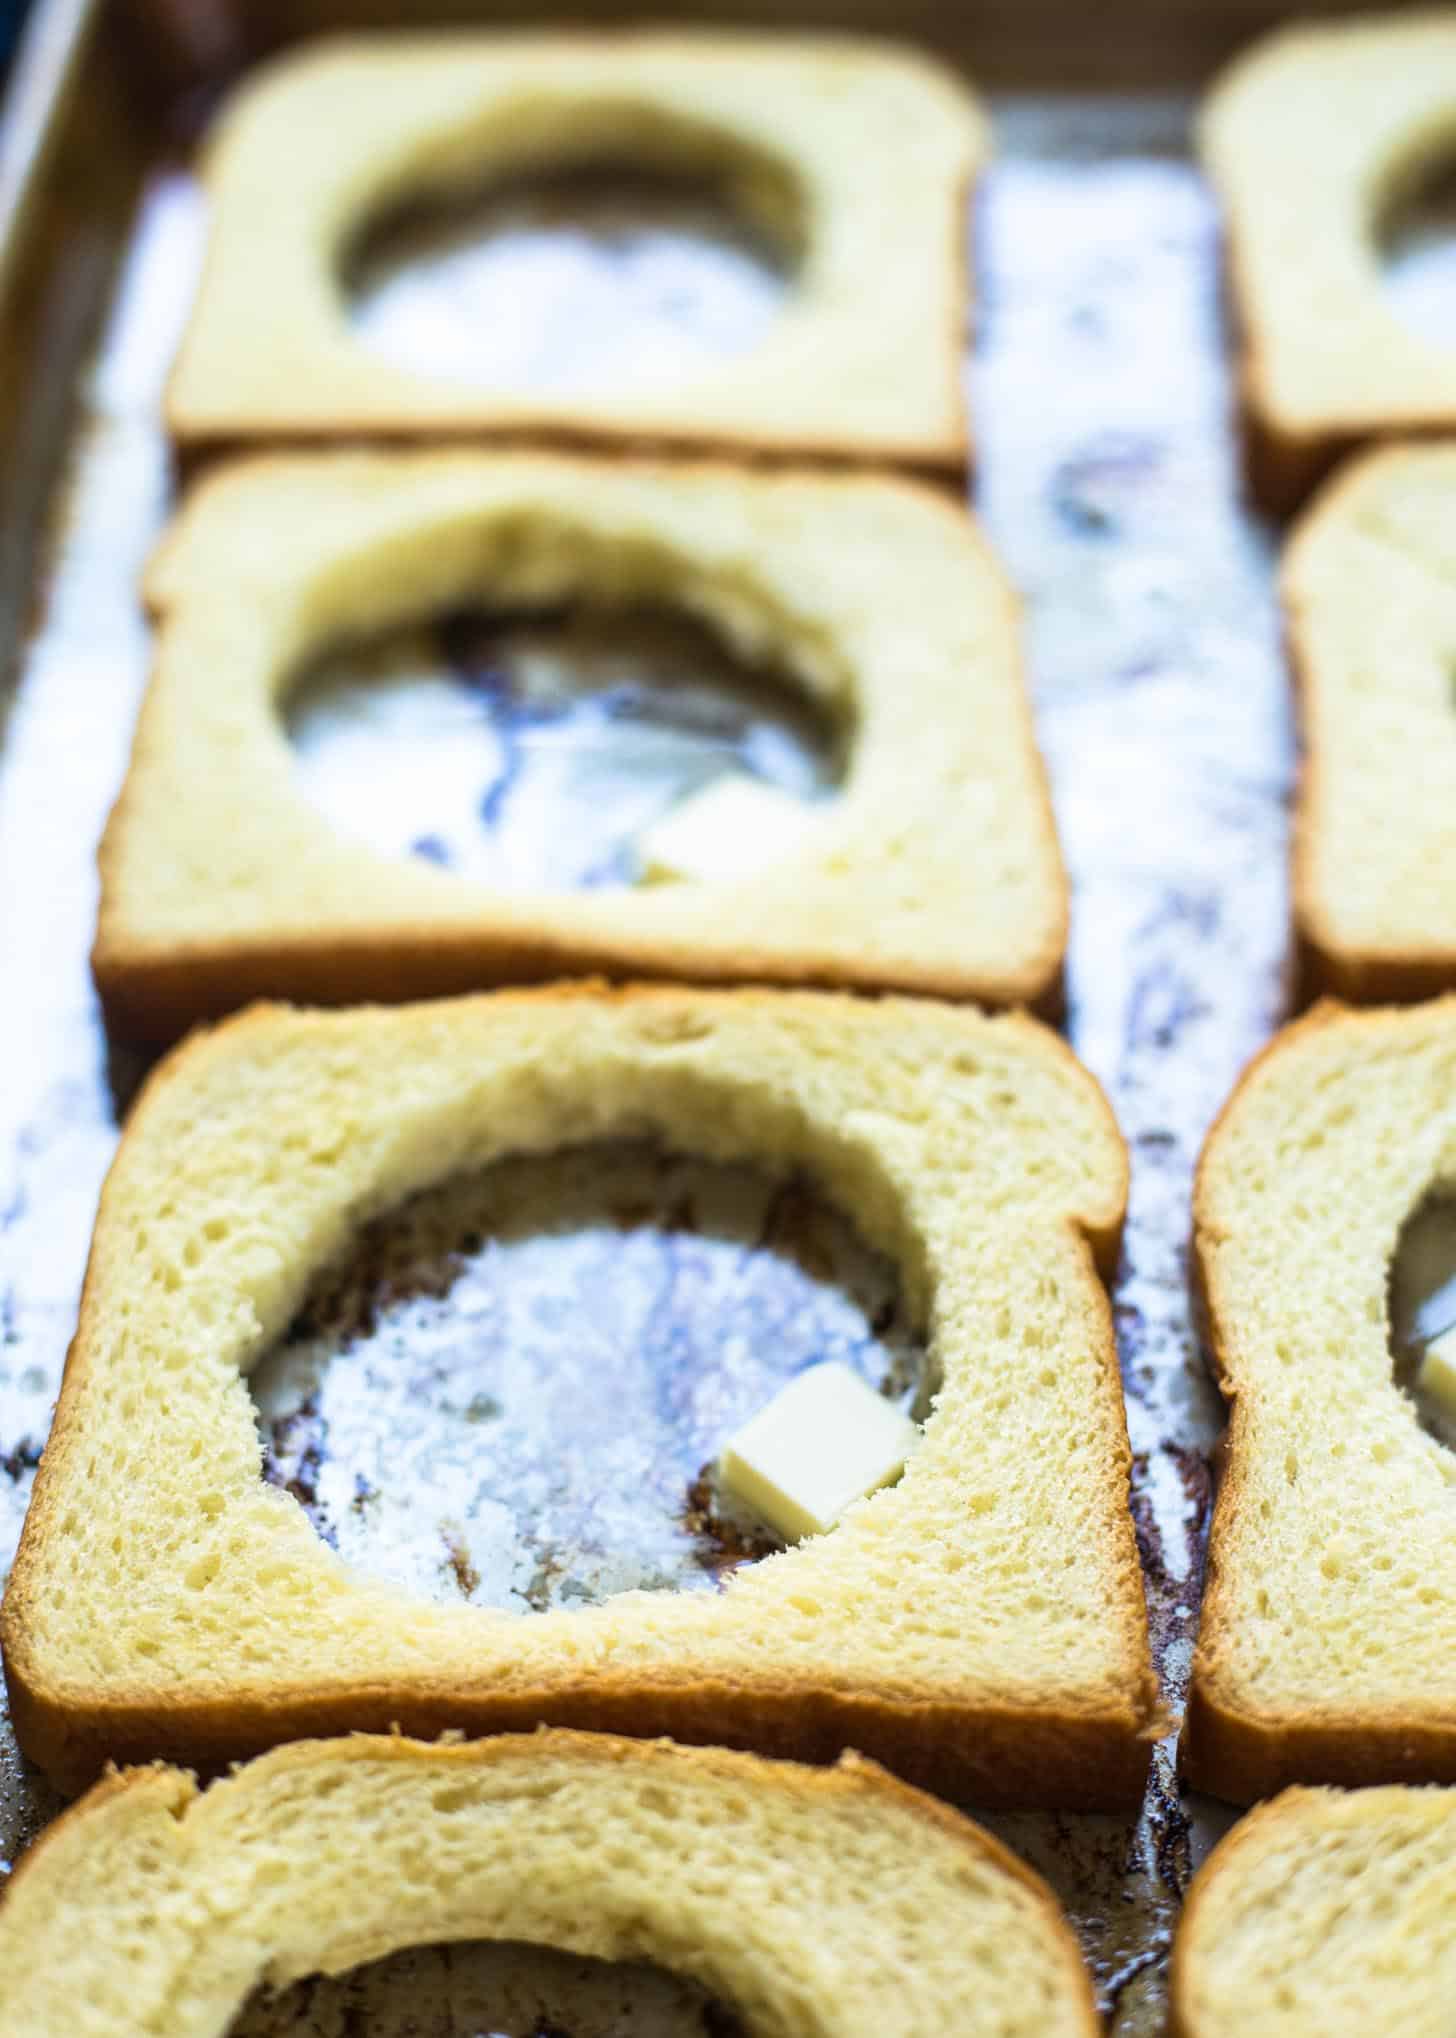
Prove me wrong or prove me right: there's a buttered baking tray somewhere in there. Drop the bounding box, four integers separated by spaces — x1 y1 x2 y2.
0 0 1378 2029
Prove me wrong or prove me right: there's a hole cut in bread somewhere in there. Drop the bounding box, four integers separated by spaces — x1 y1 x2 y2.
0 1732 1101 2038
1186 998 1456 1804
1200 12 1456 513
1283 441 1456 1002
166 32 985 472
1170 1783 1456 2038
95 451 1067 1043
248 1141 922 1608
283 604 842 894
1 986 1161 1805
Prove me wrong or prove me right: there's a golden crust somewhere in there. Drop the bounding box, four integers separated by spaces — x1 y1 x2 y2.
1166 1787 1315 2038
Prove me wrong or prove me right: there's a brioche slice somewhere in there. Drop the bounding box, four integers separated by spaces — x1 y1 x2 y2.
1185 999 1456 1803
1200 11 1456 514
95 450 1067 1044
0 1731 1099 2037
166 32 984 472
1 986 1160 1804
1170 1785 1456 2038
1284 441 1456 1001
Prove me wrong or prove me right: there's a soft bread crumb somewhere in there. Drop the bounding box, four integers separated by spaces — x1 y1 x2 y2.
1171 1784 1456 2038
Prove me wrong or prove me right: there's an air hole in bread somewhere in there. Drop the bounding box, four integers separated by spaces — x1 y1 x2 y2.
285 605 843 890
1388 1188 1456 1447
232 1936 741 2038
250 1141 925 1612
345 145 797 398
1379 150 1456 350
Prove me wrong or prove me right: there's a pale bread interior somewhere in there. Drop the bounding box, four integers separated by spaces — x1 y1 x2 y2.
1172 1784 1456 2038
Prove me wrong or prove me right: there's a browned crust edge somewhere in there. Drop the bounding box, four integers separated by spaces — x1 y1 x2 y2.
168 408 972 492
1237 352 1456 525
2 986 1151 1808
1204 159 1352 523
1181 1001 1456 1803
91 923 1066 1049
0 1731 1100 2032
5 1670 1156 1814
1165 1785 1318 2038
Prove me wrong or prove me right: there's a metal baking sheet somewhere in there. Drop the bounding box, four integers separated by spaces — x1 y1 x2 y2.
0 16 1414 2034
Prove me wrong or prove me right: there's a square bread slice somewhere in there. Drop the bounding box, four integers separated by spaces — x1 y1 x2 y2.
1200 12 1456 515
0 986 1161 1806
94 451 1068 1045
0 1732 1101 2036
1185 998 1456 1804
1170 1785 1456 2038
166 33 985 472
1284 441 1456 1002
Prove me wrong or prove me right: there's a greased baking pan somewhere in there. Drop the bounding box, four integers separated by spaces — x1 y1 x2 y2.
0 0 1359 2028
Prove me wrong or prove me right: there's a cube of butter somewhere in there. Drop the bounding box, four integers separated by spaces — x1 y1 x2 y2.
717 1360 920 1544
636 774 820 887
1418 1324 1456 1421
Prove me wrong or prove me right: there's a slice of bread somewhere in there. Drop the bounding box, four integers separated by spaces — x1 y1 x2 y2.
1170 1784 1456 2038
1184 999 1456 1803
1200 11 1456 515
166 32 985 473
0 1731 1100 2037
1 986 1161 1805
1284 441 1456 1001
94 450 1068 1044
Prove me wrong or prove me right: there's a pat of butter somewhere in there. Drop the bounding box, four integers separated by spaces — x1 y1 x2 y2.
1418 1325 1456 1421
718 1361 919 1544
637 775 819 886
